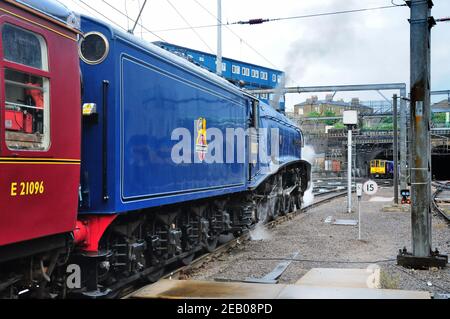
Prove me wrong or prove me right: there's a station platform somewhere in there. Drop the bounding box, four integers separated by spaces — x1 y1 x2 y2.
128 268 430 299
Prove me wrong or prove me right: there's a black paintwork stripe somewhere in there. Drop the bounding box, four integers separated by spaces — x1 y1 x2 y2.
0 158 80 164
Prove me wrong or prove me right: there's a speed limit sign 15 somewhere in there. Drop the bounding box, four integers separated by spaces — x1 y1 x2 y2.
363 180 378 196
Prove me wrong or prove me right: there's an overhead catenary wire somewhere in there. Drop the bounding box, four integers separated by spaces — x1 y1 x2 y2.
165 0 214 54
65 0 108 25
101 0 166 41
235 4 407 25
59 0 92 16
138 0 144 39
124 0 130 31
152 3 407 32
130 0 148 34
79 0 167 42
77 0 130 33
191 0 279 70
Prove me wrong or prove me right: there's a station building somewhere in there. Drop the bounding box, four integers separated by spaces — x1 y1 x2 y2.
154 42 286 112
292 95 373 118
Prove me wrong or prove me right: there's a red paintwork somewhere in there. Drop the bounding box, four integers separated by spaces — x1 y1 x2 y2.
0 3 81 247
74 215 117 252
0 163 80 246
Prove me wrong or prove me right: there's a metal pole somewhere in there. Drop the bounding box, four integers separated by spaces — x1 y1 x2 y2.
216 0 222 76
348 128 352 213
248 83 407 95
393 94 399 204
400 90 407 190
358 197 361 240
130 0 148 34
409 0 433 257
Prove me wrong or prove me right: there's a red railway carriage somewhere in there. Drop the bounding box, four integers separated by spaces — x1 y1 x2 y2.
0 0 81 262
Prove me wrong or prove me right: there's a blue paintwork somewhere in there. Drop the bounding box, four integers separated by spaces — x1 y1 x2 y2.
386 161 394 175
79 16 305 215
248 102 304 189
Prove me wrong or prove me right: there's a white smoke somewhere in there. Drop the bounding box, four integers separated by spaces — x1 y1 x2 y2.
301 144 317 164
250 222 272 241
301 145 317 208
282 0 361 103
302 183 315 208
270 76 286 111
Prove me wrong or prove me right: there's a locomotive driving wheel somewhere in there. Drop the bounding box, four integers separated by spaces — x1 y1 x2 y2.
283 195 296 215
204 236 218 253
256 198 270 224
269 195 280 220
204 207 218 253
295 191 303 210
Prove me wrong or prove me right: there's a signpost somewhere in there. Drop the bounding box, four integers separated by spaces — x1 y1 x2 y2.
363 180 378 196
356 183 363 240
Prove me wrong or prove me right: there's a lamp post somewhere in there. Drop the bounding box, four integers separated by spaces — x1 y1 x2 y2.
343 110 358 214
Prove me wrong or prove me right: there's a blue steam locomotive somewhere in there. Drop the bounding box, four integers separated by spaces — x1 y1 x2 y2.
75 15 311 295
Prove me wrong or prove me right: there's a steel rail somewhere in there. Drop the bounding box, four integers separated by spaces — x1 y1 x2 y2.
432 181 450 222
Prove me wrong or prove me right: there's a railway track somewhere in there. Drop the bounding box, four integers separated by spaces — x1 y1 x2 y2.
121 188 348 299
432 181 450 222
313 178 393 194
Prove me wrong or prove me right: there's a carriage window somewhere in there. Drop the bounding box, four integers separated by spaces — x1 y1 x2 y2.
2 24 48 70
4 69 50 151
2 25 50 151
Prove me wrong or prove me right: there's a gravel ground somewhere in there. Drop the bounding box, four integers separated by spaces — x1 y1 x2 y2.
189 186 450 296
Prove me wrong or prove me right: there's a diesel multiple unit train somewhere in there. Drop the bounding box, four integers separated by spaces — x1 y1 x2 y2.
0 0 311 298
369 159 394 179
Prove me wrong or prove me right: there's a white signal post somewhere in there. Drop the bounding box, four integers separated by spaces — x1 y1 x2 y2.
356 183 363 240
343 110 358 214
357 180 378 241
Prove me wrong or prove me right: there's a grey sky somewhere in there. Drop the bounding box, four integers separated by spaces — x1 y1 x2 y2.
59 0 450 110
